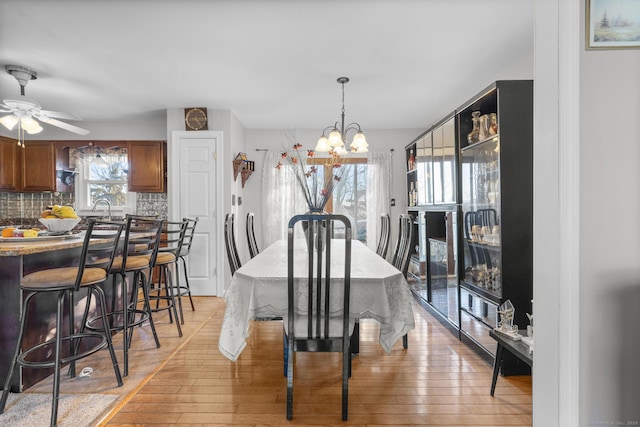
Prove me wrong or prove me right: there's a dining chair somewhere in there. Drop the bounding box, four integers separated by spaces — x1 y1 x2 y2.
375 213 391 259
176 217 198 314
224 213 242 275
246 212 260 259
86 215 163 377
391 213 413 349
149 219 187 335
0 219 125 427
285 213 353 421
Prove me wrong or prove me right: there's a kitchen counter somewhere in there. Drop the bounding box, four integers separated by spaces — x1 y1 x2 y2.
0 233 85 256
0 228 152 392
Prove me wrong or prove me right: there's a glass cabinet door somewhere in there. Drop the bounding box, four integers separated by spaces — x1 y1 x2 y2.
433 117 456 205
416 132 432 206
460 136 502 299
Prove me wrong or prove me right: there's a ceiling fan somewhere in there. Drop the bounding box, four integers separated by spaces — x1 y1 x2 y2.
0 65 90 144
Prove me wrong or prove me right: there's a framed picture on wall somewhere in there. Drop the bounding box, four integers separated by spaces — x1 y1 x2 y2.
587 0 640 49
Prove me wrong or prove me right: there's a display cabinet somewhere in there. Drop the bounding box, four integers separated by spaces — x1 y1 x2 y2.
457 80 533 373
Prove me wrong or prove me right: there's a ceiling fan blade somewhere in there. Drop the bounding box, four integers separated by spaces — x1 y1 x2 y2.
39 117 90 135
38 109 81 121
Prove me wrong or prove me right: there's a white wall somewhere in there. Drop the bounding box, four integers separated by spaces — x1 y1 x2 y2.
579 32 640 426
0 115 167 141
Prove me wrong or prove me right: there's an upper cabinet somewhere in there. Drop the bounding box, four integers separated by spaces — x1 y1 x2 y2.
405 142 418 207
128 140 166 193
0 136 21 192
432 116 456 205
405 114 457 208
416 132 432 206
22 141 56 192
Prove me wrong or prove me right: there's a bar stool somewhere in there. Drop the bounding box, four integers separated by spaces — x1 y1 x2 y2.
0 219 125 427
175 217 198 319
86 215 163 377
148 219 186 335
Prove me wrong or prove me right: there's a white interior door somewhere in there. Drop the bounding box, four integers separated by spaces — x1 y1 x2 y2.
170 131 224 296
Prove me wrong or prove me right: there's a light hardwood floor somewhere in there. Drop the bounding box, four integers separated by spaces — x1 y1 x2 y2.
25 296 532 426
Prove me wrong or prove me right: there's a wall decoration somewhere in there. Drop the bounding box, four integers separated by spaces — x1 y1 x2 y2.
587 0 640 49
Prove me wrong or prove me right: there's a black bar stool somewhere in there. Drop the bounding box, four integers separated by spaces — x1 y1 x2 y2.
175 217 198 315
148 219 186 335
86 215 163 377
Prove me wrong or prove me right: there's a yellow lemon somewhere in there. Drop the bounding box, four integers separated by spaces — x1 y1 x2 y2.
23 230 38 238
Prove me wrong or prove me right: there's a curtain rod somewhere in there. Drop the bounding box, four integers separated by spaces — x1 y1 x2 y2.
254 148 394 151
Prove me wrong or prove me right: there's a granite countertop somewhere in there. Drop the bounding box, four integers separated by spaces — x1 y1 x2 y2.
0 233 86 256
0 228 156 257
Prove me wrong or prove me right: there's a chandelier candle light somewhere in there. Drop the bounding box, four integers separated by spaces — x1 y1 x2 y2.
277 77 369 212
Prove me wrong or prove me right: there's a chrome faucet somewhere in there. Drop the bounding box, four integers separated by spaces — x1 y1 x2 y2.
92 198 112 220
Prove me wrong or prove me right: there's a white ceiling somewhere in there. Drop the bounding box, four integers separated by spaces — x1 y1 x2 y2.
0 0 533 133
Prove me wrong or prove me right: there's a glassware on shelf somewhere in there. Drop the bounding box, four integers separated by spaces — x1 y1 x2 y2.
479 114 490 141
408 151 415 170
489 113 498 135
467 111 482 145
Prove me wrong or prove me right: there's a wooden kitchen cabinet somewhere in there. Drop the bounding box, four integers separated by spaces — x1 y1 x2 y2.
128 140 166 192
21 140 56 192
0 136 21 191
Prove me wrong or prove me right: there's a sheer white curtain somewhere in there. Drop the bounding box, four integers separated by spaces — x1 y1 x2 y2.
365 150 392 252
261 150 308 247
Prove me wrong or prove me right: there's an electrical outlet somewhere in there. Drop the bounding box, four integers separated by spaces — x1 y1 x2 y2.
391 198 396 206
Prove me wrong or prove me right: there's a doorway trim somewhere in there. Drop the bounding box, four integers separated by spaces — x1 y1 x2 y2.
169 130 225 296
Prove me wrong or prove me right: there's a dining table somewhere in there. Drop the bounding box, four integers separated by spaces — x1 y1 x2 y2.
218 238 415 361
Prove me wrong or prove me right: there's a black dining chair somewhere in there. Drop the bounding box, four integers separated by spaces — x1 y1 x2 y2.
284 213 353 421
0 219 125 427
224 213 242 275
246 212 260 259
391 213 413 349
375 213 391 259
176 217 198 313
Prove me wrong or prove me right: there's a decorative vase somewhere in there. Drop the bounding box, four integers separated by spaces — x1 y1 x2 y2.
467 111 481 145
302 208 327 251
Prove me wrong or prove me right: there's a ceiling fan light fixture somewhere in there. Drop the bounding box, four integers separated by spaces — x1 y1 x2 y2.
5 65 37 95
21 116 43 134
0 114 19 131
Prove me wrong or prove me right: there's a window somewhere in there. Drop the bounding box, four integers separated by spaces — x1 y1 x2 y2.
72 147 135 216
323 160 368 243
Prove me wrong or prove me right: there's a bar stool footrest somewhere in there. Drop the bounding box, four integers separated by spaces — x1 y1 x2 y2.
17 333 108 369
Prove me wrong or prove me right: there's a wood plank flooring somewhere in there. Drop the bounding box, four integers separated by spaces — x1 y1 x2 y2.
23 296 532 426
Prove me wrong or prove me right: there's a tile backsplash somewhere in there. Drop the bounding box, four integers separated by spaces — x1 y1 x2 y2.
0 191 168 222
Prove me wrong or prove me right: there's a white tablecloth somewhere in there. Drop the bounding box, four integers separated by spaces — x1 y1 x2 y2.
218 239 415 361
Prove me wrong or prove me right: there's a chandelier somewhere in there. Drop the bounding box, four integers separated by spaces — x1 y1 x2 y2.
314 77 368 154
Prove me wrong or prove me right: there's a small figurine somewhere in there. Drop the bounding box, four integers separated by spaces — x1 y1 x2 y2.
495 299 520 340
521 299 534 353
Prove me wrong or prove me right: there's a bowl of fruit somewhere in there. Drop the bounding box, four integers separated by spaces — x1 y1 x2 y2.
38 205 81 233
